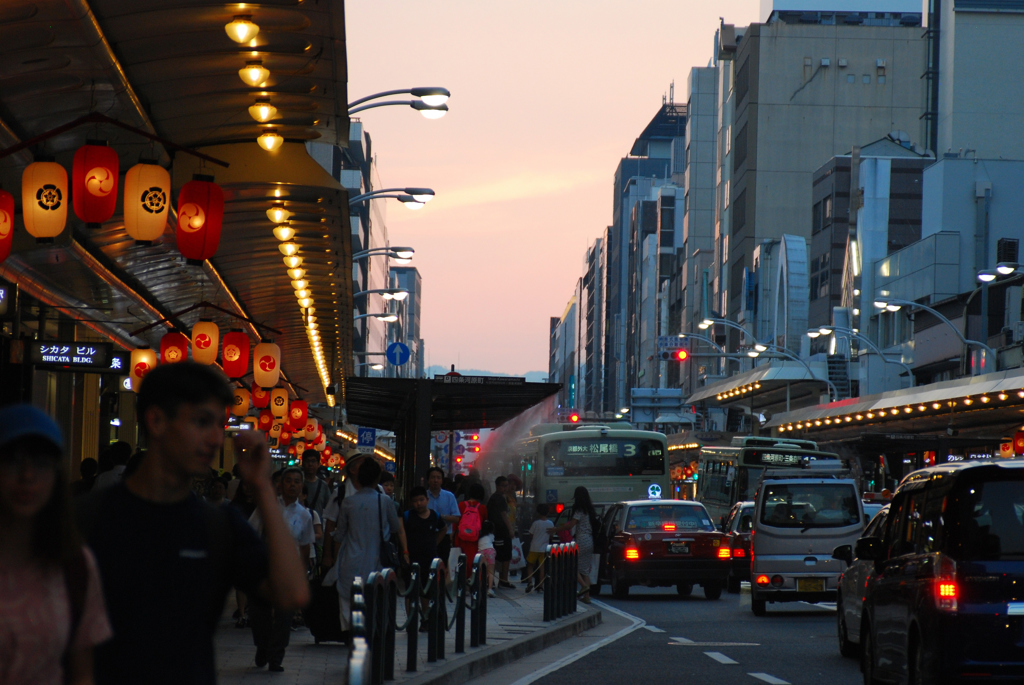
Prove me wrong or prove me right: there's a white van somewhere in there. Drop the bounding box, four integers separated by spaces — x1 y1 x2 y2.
750 468 864 616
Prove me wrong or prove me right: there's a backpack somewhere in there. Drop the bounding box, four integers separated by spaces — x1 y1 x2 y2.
458 503 482 542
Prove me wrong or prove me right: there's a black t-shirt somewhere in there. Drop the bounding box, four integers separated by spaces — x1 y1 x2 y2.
487 493 511 539
79 483 269 685
404 509 445 567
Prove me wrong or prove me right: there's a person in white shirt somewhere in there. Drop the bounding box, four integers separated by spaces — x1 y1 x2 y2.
525 503 554 593
247 468 314 672
476 521 497 597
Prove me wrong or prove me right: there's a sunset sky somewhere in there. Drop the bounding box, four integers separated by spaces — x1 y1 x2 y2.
346 1 761 376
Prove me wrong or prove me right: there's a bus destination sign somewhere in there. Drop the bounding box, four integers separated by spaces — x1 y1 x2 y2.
744 450 806 467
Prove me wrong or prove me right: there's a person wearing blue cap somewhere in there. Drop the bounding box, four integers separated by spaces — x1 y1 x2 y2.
76 362 310 682
0 403 113 684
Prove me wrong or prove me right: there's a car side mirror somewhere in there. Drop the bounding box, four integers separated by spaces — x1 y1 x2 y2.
831 544 853 565
854 536 884 562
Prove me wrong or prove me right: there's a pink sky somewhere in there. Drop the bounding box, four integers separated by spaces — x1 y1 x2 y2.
346 1 760 375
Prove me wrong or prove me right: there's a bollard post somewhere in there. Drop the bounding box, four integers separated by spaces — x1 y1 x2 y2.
478 562 488 646
562 545 571 617
436 563 447 661
455 554 467 653
384 570 396 681
543 545 553 621
425 561 438 663
571 543 579 613
406 563 419 673
469 560 480 648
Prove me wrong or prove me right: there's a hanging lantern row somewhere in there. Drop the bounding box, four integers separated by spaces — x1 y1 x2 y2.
4 147 224 266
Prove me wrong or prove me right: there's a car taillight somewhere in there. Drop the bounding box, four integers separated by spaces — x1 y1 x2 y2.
732 548 746 557
626 548 640 560
934 554 958 612
718 547 731 559
755 575 770 585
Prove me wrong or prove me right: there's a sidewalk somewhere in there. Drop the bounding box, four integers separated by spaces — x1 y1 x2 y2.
215 584 601 685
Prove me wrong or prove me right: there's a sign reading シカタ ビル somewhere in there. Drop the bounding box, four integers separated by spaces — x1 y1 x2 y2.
30 341 120 372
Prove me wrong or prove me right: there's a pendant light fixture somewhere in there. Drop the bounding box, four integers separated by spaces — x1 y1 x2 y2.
249 98 277 123
239 61 269 87
266 204 291 223
225 15 260 43
273 224 295 241
257 128 284 151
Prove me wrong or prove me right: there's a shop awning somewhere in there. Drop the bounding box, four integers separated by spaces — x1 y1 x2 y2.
687 360 831 412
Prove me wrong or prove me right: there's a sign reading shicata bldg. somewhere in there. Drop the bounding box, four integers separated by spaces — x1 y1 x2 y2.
30 341 114 370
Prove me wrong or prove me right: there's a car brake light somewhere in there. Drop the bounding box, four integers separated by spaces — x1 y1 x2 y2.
934 554 958 612
718 547 731 559
732 548 746 557
663 523 676 531
626 548 640 560
755 574 770 585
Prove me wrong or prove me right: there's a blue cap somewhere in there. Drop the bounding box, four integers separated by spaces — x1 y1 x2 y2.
0 404 63 451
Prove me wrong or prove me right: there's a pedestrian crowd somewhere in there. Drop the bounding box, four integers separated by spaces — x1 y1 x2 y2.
0 361 596 684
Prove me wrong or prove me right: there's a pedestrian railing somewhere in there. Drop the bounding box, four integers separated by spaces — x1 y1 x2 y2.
543 542 579 621
349 553 488 684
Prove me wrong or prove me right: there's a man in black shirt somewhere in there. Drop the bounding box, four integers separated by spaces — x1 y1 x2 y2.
78 363 310 684
403 486 446 626
487 476 515 588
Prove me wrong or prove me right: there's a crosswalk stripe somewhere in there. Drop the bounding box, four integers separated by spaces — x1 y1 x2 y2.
748 673 790 684
705 651 739 665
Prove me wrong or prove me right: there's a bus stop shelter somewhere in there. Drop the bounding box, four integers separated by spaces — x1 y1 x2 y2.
345 375 561 493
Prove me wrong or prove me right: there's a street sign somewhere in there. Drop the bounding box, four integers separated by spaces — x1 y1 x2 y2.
434 374 525 386
656 335 688 349
386 342 411 366
357 427 376 454
434 432 448 443
30 341 118 372
384 461 396 473
455 444 465 455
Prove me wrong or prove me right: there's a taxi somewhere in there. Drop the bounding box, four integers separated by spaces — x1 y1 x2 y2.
722 501 754 593
593 499 731 599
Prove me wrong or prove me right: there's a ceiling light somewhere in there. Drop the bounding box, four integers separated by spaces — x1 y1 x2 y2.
278 242 299 256
226 15 260 43
273 225 295 241
291 279 308 290
267 205 291 223
980 396 991 403
287 268 306 280
283 255 302 268
999 393 1008 401
298 297 313 308
249 98 277 123
932 403 941 409
239 60 270 87
294 289 311 299
257 129 283 151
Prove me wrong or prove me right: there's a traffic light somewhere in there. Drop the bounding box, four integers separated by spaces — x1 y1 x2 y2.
467 445 480 453
468 434 479 441
660 348 689 361
569 413 580 423
455 456 463 464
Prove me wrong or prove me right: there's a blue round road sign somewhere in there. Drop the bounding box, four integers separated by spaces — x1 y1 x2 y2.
386 342 411 366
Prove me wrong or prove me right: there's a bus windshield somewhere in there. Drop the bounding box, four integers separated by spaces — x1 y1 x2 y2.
543 438 664 477
760 483 860 528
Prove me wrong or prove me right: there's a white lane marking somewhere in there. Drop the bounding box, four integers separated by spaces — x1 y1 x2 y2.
749 674 790 684
671 642 761 647
643 625 666 633
506 600 645 685
705 651 739 665
670 636 695 644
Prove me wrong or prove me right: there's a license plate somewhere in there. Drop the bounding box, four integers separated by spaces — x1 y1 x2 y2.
669 543 690 554
797 578 825 593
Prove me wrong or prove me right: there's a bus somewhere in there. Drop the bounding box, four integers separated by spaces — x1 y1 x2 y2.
511 422 669 527
696 436 843 525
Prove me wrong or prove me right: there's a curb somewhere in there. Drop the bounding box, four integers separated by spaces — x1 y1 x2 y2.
397 608 603 685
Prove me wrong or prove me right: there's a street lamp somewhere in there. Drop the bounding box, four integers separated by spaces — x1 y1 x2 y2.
355 362 385 371
354 288 409 301
353 247 415 264
349 187 435 210
354 313 399 323
872 297 996 365
348 87 451 118
808 326 914 386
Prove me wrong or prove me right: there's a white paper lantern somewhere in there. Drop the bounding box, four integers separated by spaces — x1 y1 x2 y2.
124 162 171 244
22 161 68 242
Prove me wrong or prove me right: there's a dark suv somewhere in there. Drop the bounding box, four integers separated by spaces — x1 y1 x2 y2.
856 460 1024 684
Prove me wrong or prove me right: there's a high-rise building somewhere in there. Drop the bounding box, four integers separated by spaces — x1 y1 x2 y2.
390 266 424 378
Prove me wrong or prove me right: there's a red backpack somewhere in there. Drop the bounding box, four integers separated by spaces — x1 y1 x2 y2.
458 503 482 542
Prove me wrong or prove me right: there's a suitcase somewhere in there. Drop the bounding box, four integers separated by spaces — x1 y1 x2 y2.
303 580 345 644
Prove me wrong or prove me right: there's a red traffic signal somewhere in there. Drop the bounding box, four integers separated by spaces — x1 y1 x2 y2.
467 445 481 452
468 434 479 441
569 413 580 423
675 349 688 361
659 348 689 361
455 456 463 463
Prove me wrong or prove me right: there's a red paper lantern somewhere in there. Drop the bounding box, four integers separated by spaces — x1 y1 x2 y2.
1015 431 1024 455
280 427 292 445
221 330 250 379
288 400 308 432
176 174 224 265
0 189 13 264
320 453 329 466
73 142 119 227
323 445 332 459
251 383 269 409
160 331 189 364
257 410 274 433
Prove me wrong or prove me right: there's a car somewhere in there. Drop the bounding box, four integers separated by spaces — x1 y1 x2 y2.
722 501 755 593
857 460 1024 684
750 467 865 616
593 499 731 600
861 501 885 522
831 504 889 657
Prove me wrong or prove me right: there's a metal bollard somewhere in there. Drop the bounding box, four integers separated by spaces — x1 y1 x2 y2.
406 563 420 673
425 560 440 663
384 570 397 681
543 545 553 621
570 543 579 613
455 554 467 653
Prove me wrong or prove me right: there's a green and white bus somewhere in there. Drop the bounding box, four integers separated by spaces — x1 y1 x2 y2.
512 422 670 523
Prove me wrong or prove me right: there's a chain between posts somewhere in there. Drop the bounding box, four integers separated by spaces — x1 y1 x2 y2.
543 542 579 621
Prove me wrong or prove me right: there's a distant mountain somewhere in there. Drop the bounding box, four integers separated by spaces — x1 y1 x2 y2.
426 365 549 384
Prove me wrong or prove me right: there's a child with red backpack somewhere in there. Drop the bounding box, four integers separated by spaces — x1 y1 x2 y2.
453 483 488 578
